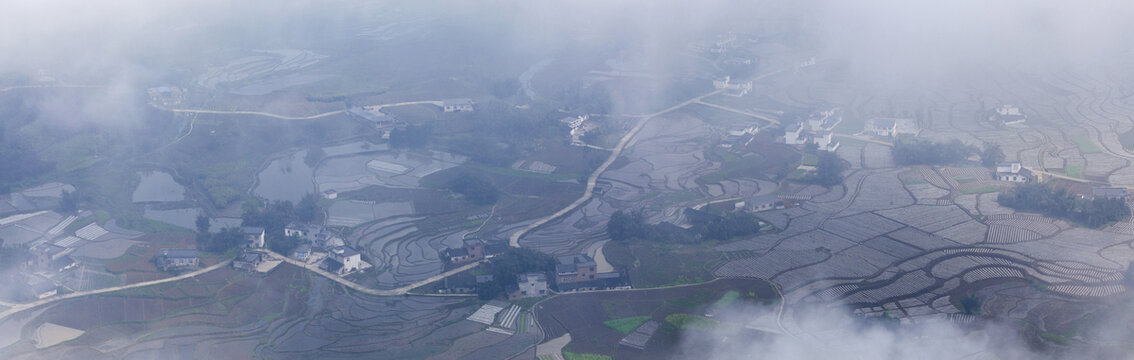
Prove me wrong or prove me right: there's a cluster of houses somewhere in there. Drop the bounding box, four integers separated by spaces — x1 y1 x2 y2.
443 238 505 265
154 226 266 272
713 76 753 97
784 106 842 151
146 86 184 106
442 98 474 112
866 117 920 137
439 240 627 298
560 115 597 147
21 242 78 299
506 253 627 299
735 194 785 213
284 222 367 276
153 223 367 276
990 104 1027 125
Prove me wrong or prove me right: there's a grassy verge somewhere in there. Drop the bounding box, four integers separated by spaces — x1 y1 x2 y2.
961 185 1000 194
603 316 651 335
697 148 764 184
603 241 723 288
563 352 612 360
1065 164 1085 178
1071 134 1102 154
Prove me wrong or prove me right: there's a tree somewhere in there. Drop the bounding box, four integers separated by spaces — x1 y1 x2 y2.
959 293 982 315
59 190 79 214
195 214 210 235
198 227 243 253
297 193 320 223
980 142 1004 168
814 151 847 187
269 235 302 255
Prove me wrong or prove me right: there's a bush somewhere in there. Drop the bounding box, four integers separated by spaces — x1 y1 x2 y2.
892 139 972 165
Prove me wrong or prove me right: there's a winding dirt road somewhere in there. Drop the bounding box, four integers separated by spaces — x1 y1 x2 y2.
509 88 724 247
0 259 233 322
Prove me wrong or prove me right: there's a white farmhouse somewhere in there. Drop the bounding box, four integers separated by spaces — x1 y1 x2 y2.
995 162 1030 183
325 246 362 275
866 118 919 137
442 98 474 112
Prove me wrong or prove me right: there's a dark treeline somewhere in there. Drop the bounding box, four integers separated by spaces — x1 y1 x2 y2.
606 208 762 243
997 183 1130 228
476 247 557 300
684 208 763 241
892 139 972 166
196 226 244 253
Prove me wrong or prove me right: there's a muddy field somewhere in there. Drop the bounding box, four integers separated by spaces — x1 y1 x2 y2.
534 278 776 359
0 264 533 359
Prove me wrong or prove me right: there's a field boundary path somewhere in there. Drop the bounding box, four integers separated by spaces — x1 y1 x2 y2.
265 249 480 296
0 258 233 322
155 100 444 121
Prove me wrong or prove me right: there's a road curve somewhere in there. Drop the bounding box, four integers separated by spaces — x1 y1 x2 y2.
0 258 233 322
267 249 481 296
509 89 725 247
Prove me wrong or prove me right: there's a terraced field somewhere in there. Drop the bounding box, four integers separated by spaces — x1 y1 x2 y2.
0 264 544 359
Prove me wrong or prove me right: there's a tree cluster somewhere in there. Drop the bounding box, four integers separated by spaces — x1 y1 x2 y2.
607 208 762 243
607 210 690 243
891 139 972 166
447 173 499 206
685 208 763 241
997 183 1130 228
476 247 557 300
795 151 847 187
196 194 321 254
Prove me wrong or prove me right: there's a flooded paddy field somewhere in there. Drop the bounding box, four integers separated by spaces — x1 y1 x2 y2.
131 171 185 203
0 183 74 217
254 150 316 203
314 150 466 193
